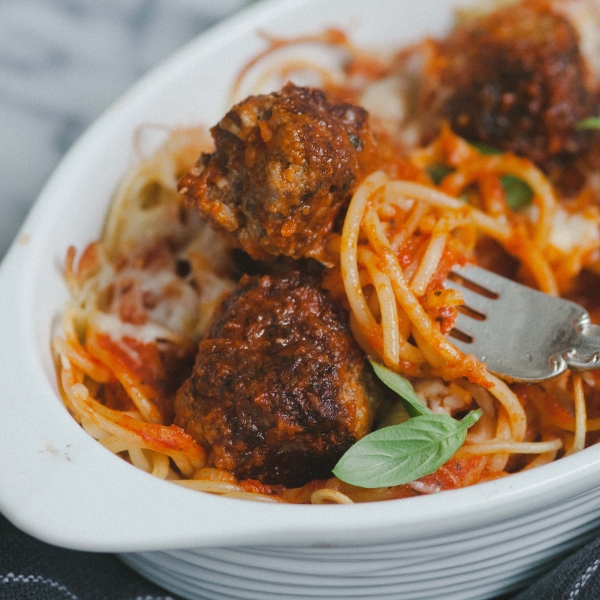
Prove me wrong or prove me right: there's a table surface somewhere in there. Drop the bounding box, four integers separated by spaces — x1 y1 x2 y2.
0 0 247 261
0 2 246 593
0 0 248 600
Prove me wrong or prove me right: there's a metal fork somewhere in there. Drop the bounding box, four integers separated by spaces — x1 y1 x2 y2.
443 265 600 382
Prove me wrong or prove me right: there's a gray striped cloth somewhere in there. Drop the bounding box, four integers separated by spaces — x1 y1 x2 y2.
2 511 600 599
0 514 184 600
0 0 246 260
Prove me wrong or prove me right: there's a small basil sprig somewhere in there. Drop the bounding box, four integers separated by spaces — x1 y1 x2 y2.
427 142 533 211
471 141 502 156
332 363 482 489
500 174 533 211
575 117 600 130
469 142 533 210
370 361 430 418
427 164 454 186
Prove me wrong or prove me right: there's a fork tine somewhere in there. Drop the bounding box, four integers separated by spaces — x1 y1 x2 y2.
444 265 590 381
450 265 503 294
448 312 492 354
444 280 497 317
444 272 502 359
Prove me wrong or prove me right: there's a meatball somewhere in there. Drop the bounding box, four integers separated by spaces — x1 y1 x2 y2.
178 83 371 262
420 0 598 168
174 272 381 487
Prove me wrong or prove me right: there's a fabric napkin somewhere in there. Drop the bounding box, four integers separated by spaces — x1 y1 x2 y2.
2 511 600 600
511 535 600 600
0 514 183 600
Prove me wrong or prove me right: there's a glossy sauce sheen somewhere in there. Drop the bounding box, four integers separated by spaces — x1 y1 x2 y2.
174 272 382 488
179 83 371 262
421 1 596 169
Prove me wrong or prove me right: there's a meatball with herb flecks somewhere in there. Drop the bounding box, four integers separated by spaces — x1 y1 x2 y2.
178 83 372 263
174 272 383 488
420 0 598 169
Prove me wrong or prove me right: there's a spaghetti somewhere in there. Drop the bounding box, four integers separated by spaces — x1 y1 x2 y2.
54 3 600 504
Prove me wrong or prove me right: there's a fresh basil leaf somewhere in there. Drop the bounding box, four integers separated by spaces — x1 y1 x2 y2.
470 141 502 155
446 142 533 209
333 409 483 488
370 361 431 417
575 117 600 130
470 143 533 209
427 164 455 185
377 400 410 429
500 174 533 210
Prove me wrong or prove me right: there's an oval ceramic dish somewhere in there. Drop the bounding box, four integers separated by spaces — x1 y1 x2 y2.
2 1 600 599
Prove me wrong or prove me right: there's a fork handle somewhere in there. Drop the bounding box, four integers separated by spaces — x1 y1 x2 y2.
565 323 600 372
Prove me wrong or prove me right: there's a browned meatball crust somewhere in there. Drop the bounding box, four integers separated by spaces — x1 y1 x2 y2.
174 272 380 487
421 0 597 168
178 83 371 262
